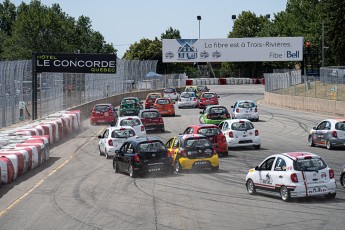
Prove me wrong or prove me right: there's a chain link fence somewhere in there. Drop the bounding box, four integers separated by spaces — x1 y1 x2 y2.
0 59 187 128
264 67 345 102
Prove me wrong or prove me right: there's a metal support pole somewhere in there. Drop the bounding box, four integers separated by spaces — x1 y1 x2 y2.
32 53 37 120
322 20 325 67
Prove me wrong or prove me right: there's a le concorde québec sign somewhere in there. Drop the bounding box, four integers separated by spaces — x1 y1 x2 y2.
34 53 117 73
162 37 304 63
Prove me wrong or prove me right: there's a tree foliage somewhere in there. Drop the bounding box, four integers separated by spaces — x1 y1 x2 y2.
0 0 115 60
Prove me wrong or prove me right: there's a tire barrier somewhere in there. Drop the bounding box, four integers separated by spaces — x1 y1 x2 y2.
187 78 264 86
0 110 81 186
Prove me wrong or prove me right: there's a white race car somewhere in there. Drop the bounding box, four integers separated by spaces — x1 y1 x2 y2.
177 92 199 108
218 119 261 149
231 100 259 121
98 126 137 159
245 152 337 201
163 88 179 101
115 116 147 137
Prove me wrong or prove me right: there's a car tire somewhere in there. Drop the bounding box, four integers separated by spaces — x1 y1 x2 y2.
340 173 345 187
99 146 103 156
326 140 333 150
113 159 119 173
254 145 261 150
167 166 175 176
325 193 336 199
129 165 136 178
175 159 182 173
105 150 109 159
211 165 219 172
223 152 229 157
246 179 256 195
199 116 205 124
308 136 315 147
172 113 175 117
280 186 291 202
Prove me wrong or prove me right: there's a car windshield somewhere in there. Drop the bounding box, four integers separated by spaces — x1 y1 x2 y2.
185 87 196 92
335 122 345 130
120 119 141 126
148 94 160 99
197 127 221 136
294 158 327 171
94 105 110 112
138 141 166 152
231 122 254 131
123 99 136 104
210 107 227 114
111 129 135 138
141 111 160 118
198 86 207 91
202 93 215 99
181 93 194 98
156 99 170 105
185 138 212 148
164 88 175 93
238 102 256 108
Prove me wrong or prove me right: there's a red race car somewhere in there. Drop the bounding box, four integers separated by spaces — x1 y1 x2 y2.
199 92 219 109
89 104 118 125
182 124 228 156
138 109 165 132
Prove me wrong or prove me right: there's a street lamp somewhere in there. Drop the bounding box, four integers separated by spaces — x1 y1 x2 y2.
197 15 201 39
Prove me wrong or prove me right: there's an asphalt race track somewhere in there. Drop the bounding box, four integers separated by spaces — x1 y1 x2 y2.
0 84 344 230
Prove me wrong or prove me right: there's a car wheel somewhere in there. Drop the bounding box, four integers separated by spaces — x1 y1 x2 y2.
161 129 165 133
246 179 256 195
254 145 261 150
223 152 229 157
105 150 109 159
172 113 175 117
113 159 119 173
99 146 103 156
167 166 175 176
199 116 205 124
211 165 219 172
280 186 291 202
128 165 136 178
308 136 315 147
325 193 336 199
326 140 333 150
175 159 182 173
340 173 345 187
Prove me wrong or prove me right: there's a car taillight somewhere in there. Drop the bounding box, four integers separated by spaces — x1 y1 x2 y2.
291 173 298 183
108 139 113 146
228 131 233 138
226 113 230 118
222 136 226 142
159 118 163 123
236 108 239 113
329 169 334 179
174 92 176 95
207 115 210 119
133 154 140 163
255 130 259 136
193 98 197 101
179 149 187 157
91 110 96 115
179 99 181 102
120 104 122 108
255 107 257 112
141 126 145 131
332 131 337 138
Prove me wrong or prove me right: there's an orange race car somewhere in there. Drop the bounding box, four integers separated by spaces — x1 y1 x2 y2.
153 98 175 116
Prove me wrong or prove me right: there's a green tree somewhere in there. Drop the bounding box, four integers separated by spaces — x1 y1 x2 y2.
161 27 181 39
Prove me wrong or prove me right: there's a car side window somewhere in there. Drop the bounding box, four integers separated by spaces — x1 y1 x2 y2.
127 144 134 154
317 121 326 130
172 138 179 148
222 122 229 131
119 142 129 153
325 121 331 130
183 128 192 134
165 139 173 148
274 157 287 171
259 157 275 171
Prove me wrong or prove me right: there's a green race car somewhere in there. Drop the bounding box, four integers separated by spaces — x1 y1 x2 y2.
119 97 143 117
199 105 231 125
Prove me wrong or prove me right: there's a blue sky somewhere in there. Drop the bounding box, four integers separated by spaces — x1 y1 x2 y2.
11 0 288 58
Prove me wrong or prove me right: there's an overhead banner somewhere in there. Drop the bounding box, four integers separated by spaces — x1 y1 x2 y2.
162 37 304 63
35 53 117 73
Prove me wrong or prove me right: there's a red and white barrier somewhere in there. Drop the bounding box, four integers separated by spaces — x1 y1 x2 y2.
0 156 15 184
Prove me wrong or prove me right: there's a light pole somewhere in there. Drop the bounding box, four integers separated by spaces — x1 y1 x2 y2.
197 15 201 39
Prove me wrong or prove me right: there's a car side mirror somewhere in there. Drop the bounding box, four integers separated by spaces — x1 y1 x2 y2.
255 166 260 171
115 150 119 154
312 127 316 130
140 101 143 104
179 133 182 135
231 106 234 108
199 111 203 114
114 108 118 111
217 96 220 98
98 135 102 138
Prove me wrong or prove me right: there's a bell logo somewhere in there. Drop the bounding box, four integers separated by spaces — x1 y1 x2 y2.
287 51 300 58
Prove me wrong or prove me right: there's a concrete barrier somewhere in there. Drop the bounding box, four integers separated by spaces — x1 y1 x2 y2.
264 92 345 116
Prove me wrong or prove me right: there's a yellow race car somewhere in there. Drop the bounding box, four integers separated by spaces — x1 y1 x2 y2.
165 134 219 172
